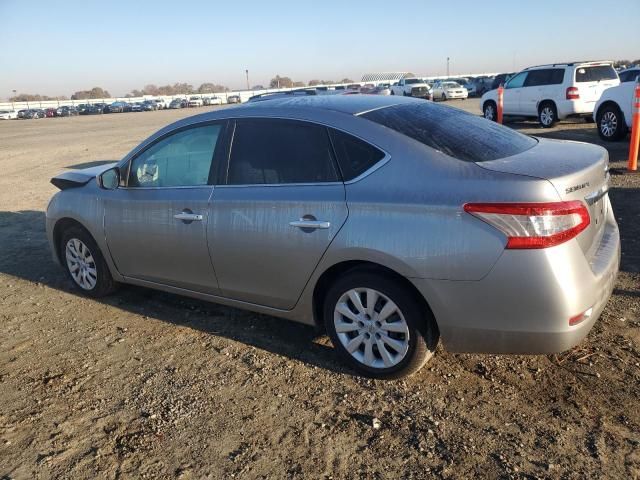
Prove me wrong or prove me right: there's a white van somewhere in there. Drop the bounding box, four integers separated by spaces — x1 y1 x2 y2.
481 61 619 127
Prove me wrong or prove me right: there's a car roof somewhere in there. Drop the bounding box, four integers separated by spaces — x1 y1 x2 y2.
235 94 415 115
524 61 613 70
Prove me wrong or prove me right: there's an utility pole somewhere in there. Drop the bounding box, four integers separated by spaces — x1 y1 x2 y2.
245 69 249 90
446 57 450 78
11 89 16 110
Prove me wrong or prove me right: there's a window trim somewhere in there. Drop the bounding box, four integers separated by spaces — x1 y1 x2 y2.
119 120 230 190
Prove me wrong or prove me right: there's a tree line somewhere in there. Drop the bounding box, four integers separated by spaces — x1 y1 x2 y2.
8 75 357 102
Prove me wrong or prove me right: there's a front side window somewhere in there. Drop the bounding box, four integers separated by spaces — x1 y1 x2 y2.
128 124 221 187
505 72 527 89
227 119 338 185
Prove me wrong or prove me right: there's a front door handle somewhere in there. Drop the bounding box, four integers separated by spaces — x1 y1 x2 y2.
174 211 203 222
289 219 331 230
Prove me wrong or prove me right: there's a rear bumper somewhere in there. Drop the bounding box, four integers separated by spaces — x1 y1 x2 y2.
557 100 596 118
413 201 620 354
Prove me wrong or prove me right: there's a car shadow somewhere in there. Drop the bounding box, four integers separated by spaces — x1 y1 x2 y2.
65 160 117 170
0 210 350 375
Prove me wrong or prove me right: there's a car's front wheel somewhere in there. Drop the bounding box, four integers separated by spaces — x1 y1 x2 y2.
60 226 118 297
324 269 438 379
597 104 628 141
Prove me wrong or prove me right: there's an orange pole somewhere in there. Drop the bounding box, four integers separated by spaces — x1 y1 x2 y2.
628 79 640 172
497 84 504 124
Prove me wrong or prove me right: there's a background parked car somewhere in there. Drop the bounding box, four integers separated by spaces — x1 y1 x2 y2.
490 72 515 90
56 106 79 117
481 61 619 127
169 98 186 109
23 109 45 119
618 67 640 83
432 81 468 100
130 102 143 112
227 95 241 104
188 96 203 107
17 109 27 119
390 78 432 99
45 108 57 118
0 109 18 120
594 80 636 141
141 100 157 111
107 101 129 113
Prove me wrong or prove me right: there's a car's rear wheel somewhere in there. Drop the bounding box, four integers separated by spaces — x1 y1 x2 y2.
596 104 628 141
483 101 497 121
538 102 557 128
60 226 118 298
324 269 438 379
441 93 447 101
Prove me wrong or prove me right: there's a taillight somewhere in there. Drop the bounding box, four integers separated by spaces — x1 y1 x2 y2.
463 201 590 249
566 87 580 100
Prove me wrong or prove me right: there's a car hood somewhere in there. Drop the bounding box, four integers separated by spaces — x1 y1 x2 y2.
50 162 117 190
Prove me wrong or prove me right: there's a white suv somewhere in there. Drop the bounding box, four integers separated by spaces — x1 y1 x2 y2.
481 61 619 127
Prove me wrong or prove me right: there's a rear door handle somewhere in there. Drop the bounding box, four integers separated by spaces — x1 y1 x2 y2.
289 219 331 229
174 212 203 222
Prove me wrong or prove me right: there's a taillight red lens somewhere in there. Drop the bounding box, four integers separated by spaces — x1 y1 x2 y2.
464 201 590 249
566 87 580 100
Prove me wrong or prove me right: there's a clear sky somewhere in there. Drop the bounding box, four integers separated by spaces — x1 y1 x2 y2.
1 0 638 98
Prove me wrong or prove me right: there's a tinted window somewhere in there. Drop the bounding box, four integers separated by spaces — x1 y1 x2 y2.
524 68 565 86
362 102 537 162
619 69 640 83
227 119 338 185
505 72 527 89
128 124 221 187
575 65 618 82
329 129 385 181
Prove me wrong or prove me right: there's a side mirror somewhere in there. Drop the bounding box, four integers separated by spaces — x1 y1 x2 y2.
98 166 120 190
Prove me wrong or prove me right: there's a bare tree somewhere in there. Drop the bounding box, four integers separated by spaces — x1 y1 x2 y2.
71 87 110 100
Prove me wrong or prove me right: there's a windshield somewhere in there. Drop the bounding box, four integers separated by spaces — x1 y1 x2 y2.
405 79 421 84
361 102 537 162
443 82 460 88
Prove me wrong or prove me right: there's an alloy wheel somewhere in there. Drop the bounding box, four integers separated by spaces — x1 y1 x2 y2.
65 238 98 290
484 104 495 120
600 111 618 138
333 288 410 369
540 106 554 126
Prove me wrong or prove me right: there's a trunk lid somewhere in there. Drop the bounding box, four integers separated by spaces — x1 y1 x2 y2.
476 137 610 255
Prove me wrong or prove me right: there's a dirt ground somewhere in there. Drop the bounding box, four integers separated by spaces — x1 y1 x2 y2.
1 100 638 479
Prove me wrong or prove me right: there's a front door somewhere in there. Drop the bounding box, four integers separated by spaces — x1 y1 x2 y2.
503 71 528 115
208 118 348 310
104 122 226 294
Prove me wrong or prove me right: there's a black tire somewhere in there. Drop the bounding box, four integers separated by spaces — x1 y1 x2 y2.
390 90 395 95
441 93 447 101
596 103 628 142
483 101 497 122
323 269 438 379
60 225 118 298
538 101 557 128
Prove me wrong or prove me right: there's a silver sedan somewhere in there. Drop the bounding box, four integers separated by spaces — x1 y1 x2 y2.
46 95 620 378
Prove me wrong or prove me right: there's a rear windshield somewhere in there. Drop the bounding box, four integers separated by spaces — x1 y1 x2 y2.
361 102 537 162
575 65 618 83
405 79 421 84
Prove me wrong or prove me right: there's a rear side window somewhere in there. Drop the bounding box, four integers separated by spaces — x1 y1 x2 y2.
361 102 537 162
524 69 564 86
575 65 618 82
227 119 338 185
329 129 385 181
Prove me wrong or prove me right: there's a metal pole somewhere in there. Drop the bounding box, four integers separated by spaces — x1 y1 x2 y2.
446 57 450 77
245 69 249 90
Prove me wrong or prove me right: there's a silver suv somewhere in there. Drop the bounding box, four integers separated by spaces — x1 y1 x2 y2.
46 96 620 378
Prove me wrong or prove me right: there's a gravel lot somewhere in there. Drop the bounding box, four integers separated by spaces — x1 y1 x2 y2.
1 100 639 479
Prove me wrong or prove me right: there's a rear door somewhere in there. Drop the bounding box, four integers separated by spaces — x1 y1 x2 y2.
208 118 348 310
575 64 620 106
521 68 565 115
